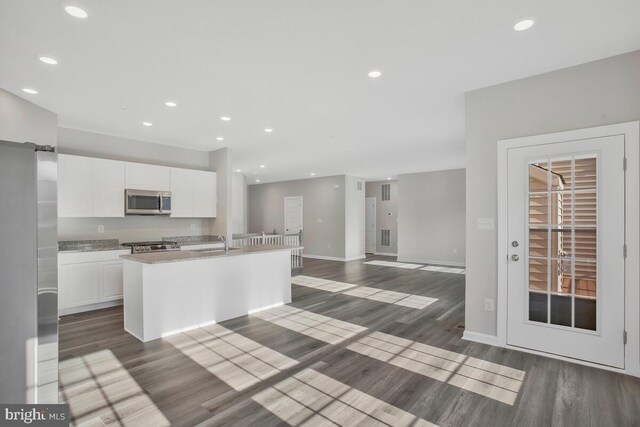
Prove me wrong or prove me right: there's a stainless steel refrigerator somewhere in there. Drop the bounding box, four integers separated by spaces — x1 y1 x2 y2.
0 140 58 403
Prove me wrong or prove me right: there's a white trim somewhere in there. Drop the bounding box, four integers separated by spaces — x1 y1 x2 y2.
303 254 366 262
462 331 498 346
397 257 466 268
58 299 122 316
374 252 398 257
496 121 640 377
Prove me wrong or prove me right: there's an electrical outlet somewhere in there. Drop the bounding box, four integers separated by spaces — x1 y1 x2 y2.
190 224 196 232
97 225 104 234
477 217 494 230
484 298 495 311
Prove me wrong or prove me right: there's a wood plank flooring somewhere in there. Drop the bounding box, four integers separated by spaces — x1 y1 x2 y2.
59 255 640 426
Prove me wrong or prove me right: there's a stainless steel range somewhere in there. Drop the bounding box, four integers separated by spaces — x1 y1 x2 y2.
122 240 181 254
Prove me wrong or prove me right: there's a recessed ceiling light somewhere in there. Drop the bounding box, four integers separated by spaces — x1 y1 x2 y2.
235 169 242 173
310 173 316 176
221 116 231 121
64 5 88 19
142 122 153 127
368 70 382 79
216 137 224 141
259 165 266 168
264 128 273 133
387 177 392 180
514 18 535 31
39 56 58 65
164 101 177 107
256 179 261 183
22 88 38 95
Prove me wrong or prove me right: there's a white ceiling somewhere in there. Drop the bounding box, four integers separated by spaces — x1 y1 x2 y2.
1 1 639 183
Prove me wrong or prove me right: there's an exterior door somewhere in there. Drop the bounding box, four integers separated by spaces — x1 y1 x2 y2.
506 135 626 368
365 197 376 253
284 196 303 234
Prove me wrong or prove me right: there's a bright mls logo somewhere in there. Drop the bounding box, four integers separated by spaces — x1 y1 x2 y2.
1 405 69 426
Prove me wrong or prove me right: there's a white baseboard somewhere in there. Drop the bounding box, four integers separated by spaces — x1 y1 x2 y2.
303 254 366 262
59 299 122 316
374 252 398 257
462 331 498 346
397 257 466 268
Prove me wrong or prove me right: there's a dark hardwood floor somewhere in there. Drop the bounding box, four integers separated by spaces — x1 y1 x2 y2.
59 255 640 426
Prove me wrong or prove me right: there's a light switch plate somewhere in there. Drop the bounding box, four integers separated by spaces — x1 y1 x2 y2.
477 217 494 230
97 225 104 234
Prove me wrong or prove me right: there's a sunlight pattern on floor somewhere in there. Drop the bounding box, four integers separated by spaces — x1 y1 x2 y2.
253 305 367 345
292 275 438 309
252 368 438 426
347 332 525 405
166 324 298 392
292 275 356 292
59 349 170 427
420 266 466 275
365 260 424 269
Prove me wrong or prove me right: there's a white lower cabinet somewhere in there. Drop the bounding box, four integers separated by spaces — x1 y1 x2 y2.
58 250 130 314
59 263 100 308
100 261 124 301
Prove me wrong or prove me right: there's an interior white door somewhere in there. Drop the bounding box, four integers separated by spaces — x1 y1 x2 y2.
284 196 303 234
506 135 625 368
365 197 376 253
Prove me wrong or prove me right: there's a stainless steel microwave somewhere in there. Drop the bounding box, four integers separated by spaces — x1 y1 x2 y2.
125 189 172 215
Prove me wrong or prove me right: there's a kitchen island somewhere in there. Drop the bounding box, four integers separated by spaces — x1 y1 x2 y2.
121 244 300 342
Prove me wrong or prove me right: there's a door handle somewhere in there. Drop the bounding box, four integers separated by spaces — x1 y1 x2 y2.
511 254 520 262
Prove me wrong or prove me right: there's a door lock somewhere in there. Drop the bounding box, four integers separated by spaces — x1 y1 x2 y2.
511 254 520 262
512 241 519 247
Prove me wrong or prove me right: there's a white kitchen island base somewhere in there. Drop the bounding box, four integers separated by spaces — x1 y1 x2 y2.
122 246 294 342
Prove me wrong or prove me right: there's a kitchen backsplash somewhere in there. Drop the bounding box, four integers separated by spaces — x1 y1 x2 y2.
57 216 212 242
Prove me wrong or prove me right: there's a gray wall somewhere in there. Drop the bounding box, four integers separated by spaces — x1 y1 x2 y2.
365 180 398 254
248 176 347 258
465 50 640 337
232 172 248 234
0 89 57 145
209 147 233 239
344 176 366 260
57 127 215 241
57 127 209 169
397 169 466 265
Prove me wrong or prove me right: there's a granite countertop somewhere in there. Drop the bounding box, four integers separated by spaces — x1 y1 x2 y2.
59 239 128 253
121 244 303 264
162 235 225 245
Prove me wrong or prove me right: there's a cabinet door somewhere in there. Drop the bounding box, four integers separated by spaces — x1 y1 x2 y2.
193 171 217 217
125 162 171 191
170 168 194 217
93 158 125 217
100 261 124 301
58 154 93 217
59 263 100 309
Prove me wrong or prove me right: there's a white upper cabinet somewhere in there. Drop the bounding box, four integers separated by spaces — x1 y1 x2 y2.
58 154 93 217
125 162 171 191
59 154 215 218
169 168 193 217
93 158 125 217
59 154 125 218
193 169 217 217
170 168 217 218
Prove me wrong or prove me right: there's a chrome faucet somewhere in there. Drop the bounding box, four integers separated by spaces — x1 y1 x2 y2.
220 235 228 254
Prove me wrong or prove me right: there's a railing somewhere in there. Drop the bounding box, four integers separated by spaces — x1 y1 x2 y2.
232 230 303 270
